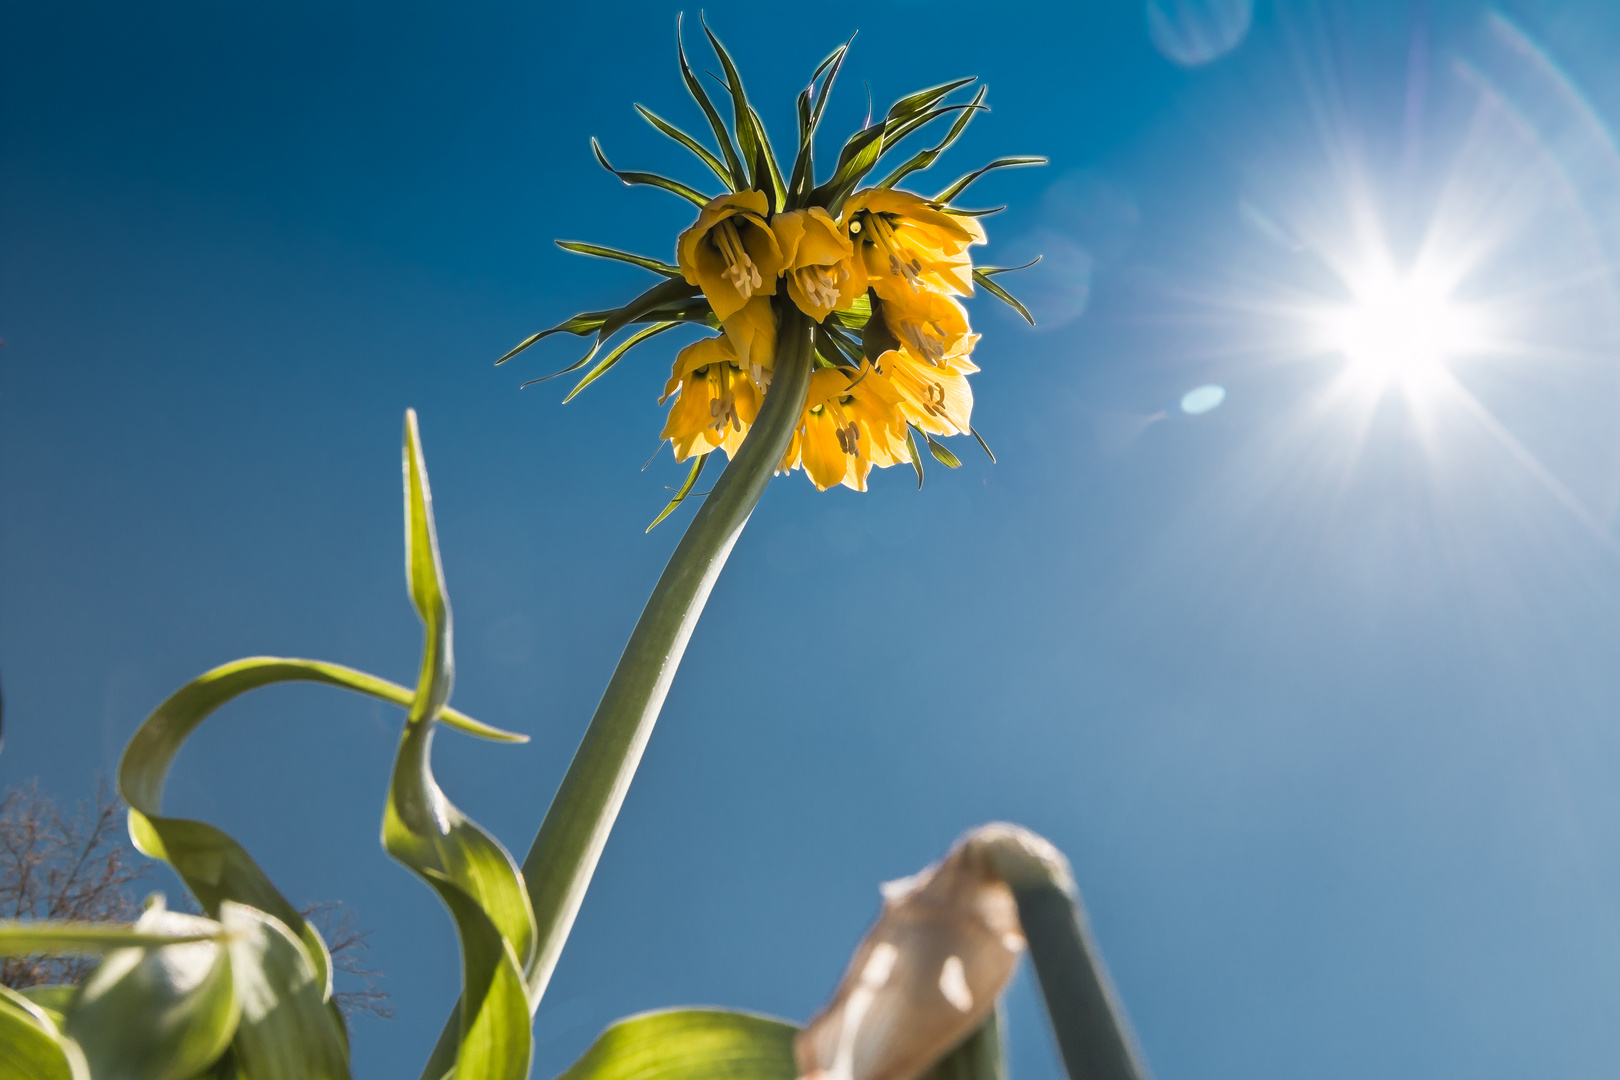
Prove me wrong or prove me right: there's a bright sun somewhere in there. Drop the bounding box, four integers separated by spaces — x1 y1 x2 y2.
1316 262 1484 380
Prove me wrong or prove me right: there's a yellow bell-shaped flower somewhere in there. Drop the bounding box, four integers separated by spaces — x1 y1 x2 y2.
677 191 784 321
773 208 865 323
842 189 986 302
660 334 763 461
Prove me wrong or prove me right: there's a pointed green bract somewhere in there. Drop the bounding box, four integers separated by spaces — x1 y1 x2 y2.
972 268 1036 325
676 14 746 189
925 432 962 467
557 240 683 279
558 1008 799 1080
635 104 735 188
564 322 681 403
592 138 711 207
646 452 708 532
877 86 989 190
935 157 1047 205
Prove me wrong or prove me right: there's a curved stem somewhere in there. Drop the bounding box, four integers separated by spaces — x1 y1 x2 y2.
420 303 814 1080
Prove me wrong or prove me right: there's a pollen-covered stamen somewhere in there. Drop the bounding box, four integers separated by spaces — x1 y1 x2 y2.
712 218 764 298
867 215 923 290
835 419 861 455
708 365 743 433
898 319 947 365
795 263 847 311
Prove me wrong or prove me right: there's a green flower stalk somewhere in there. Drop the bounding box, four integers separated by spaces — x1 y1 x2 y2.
443 21 1043 1067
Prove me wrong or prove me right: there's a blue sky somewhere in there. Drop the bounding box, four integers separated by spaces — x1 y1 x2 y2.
8 0 1620 1077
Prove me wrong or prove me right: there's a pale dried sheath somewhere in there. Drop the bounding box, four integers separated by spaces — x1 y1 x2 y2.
795 829 1028 1080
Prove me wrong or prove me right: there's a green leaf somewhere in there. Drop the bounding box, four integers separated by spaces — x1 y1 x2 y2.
828 291 872 331
972 268 1035 325
676 14 746 189
0 923 224 956
18 986 75 1029
646 452 708 532
592 138 710 207
934 157 1047 205
700 17 761 192
878 103 986 161
0 985 87 1080
919 1009 1006 1080
807 121 886 212
556 240 682 279
969 427 997 464
886 76 977 124
391 412 536 1080
924 433 962 468
64 902 240 1080
496 314 613 366
562 321 682 404
558 1008 799 1080
219 903 349 1080
633 104 734 189
906 428 925 489
876 86 987 189
748 105 788 211
789 40 853 204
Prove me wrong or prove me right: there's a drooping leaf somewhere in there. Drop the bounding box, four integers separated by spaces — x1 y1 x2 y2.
557 1008 799 1080
905 428 925 489
646 452 708 532
390 412 536 1080
972 268 1035 325
925 433 962 468
219 903 349 1080
64 901 240 1080
0 985 87 1080
934 157 1047 205
633 105 734 189
556 240 682 279
676 14 746 189
592 139 710 207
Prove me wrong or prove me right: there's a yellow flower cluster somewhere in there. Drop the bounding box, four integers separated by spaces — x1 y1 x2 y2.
664 188 987 491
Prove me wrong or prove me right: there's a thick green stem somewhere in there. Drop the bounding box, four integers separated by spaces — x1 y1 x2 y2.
420 304 814 1080
976 827 1151 1080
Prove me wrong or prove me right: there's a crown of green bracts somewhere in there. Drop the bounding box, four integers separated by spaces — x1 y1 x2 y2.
499 17 1044 520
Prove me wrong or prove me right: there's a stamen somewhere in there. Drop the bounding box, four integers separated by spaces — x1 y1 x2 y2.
869 216 922 289
712 218 761 299
796 263 847 311
899 321 945 364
